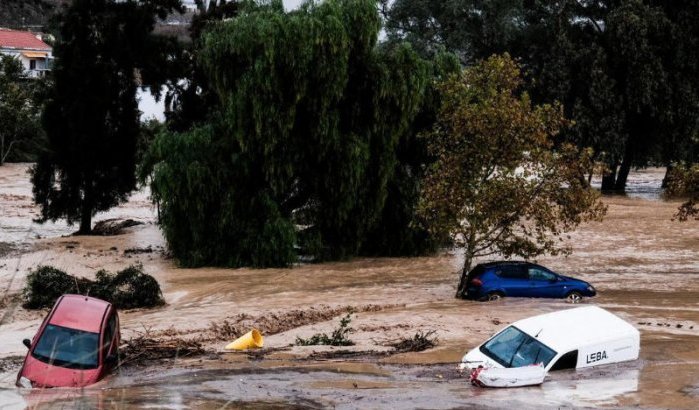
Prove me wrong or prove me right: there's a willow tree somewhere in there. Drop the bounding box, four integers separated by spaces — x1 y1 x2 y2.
31 0 181 234
417 55 607 298
148 0 435 267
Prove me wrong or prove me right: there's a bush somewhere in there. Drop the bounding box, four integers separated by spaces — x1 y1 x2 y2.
22 264 164 310
22 266 93 309
94 265 165 309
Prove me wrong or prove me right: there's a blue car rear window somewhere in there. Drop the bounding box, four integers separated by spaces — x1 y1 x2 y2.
32 324 100 369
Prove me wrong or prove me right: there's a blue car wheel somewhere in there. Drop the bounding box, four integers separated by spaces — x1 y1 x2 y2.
485 291 504 301
566 291 583 304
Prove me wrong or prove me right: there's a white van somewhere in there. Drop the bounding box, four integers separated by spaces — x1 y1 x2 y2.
461 306 640 372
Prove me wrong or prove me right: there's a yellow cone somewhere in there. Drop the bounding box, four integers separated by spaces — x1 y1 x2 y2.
225 329 264 350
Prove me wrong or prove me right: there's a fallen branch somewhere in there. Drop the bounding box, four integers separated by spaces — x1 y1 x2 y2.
388 330 438 353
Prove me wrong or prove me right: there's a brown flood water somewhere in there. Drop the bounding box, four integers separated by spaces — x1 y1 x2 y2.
1 164 698 409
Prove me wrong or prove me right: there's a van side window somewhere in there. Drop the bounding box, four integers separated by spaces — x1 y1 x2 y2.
496 265 527 279
550 350 578 371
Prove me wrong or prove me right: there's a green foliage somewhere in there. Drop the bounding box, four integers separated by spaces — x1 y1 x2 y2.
0 55 45 164
149 0 443 267
161 0 242 133
22 264 165 310
360 50 461 256
384 1 699 191
22 266 93 309
93 265 165 309
296 313 354 346
665 164 699 221
384 0 523 64
31 0 182 234
416 55 607 297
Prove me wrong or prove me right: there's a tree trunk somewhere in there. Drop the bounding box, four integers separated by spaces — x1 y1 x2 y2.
78 188 92 234
614 157 632 191
79 206 92 234
456 252 473 299
661 164 674 189
601 163 617 191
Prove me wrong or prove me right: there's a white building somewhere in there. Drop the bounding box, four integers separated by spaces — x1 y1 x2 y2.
0 28 53 78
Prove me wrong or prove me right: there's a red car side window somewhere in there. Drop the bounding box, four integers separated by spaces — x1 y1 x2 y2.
102 314 117 357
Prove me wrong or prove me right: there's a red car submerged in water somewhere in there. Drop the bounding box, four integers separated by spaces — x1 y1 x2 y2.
17 294 120 388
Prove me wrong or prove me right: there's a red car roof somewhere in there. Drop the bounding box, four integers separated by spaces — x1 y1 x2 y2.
0 29 51 50
49 295 110 334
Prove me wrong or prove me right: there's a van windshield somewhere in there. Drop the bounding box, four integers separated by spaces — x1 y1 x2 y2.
32 324 99 369
480 326 557 368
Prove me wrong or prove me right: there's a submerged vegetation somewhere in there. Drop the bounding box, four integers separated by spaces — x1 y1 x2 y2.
390 330 438 353
22 264 164 309
296 313 355 347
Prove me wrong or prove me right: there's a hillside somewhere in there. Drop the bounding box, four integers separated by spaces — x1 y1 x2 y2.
0 0 191 39
0 0 67 30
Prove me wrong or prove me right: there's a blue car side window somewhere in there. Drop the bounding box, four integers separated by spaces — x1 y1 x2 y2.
498 265 527 279
529 268 556 281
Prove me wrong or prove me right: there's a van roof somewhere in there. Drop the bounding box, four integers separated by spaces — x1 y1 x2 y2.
49 295 111 334
513 306 639 354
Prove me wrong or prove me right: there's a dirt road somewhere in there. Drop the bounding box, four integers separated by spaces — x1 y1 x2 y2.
1 164 698 409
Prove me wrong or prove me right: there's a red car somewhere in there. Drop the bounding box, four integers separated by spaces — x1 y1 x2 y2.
17 294 120 388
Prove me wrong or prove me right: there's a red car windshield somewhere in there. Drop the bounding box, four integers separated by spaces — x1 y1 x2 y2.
32 324 100 369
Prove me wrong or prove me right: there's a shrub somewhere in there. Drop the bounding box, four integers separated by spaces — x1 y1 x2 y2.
94 265 165 309
22 266 93 309
22 264 164 310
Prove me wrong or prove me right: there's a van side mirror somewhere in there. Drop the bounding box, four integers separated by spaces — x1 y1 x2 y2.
22 339 31 349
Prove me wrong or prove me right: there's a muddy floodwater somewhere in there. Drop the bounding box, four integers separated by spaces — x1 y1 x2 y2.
1 163 698 409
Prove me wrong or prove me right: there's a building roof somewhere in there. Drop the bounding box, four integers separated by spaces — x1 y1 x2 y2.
0 28 51 51
49 295 110 334
514 306 639 354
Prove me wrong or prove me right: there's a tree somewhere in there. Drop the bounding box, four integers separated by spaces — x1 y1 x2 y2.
385 1 699 192
416 55 606 298
0 55 44 165
383 0 523 64
360 49 460 256
161 0 241 133
31 0 182 234
148 0 440 267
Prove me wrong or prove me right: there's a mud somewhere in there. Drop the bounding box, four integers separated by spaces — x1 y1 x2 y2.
1 164 699 409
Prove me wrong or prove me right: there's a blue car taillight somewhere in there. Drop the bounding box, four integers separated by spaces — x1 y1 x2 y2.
471 278 483 287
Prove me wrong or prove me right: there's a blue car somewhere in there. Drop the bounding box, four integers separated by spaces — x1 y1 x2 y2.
463 261 596 302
